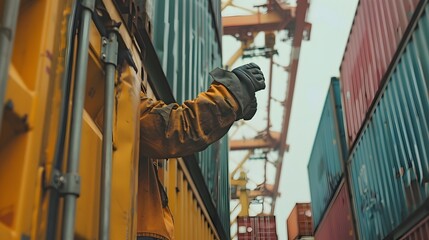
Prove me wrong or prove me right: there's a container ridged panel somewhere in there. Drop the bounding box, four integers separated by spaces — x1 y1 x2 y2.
286 203 313 240
148 0 229 234
166 160 220 240
340 0 420 147
315 181 355 240
151 0 222 103
400 216 429 240
308 79 347 228
332 78 348 161
348 5 429 239
237 216 278 240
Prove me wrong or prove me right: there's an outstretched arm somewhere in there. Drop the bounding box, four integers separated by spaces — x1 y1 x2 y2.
139 82 239 158
139 64 265 158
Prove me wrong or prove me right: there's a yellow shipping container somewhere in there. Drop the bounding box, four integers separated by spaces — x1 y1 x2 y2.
0 0 224 239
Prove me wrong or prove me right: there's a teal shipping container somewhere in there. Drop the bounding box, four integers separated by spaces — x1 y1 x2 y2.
145 0 230 235
308 78 348 228
348 3 429 239
149 0 222 104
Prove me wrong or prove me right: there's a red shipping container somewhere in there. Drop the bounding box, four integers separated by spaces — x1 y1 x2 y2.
340 0 420 146
315 181 355 240
286 203 313 240
400 216 429 240
237 216 278 240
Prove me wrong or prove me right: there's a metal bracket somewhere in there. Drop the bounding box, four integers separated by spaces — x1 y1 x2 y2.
50 169 81 196
0 27 12 40
101 34 118 66
91 5 138 71
81 0 96 12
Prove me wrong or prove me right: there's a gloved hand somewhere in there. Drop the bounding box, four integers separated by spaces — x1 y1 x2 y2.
232 63 265 120
232 63 266 94
209 62 265 120
242 97 257 120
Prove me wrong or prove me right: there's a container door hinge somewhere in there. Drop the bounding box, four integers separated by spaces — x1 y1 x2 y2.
101 34 118 66
48 169 81 196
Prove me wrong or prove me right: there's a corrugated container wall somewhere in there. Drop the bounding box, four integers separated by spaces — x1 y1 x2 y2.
146 0 230 234
237 216 278 240
0 0 227 239
286 203 313 240
400 216 429 240
150 0 222 103
340 0 420 146
307 78 347 228
348 3 429 239
0 0 152 238
314 181 355 240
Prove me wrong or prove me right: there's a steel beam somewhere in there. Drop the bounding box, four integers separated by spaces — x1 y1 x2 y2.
270 0 310 214
222 1 295 40
229 132 280 151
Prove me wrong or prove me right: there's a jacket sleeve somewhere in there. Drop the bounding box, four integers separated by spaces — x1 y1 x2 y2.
139 82 240 158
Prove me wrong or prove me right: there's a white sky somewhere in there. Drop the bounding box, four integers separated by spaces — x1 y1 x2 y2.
222 0 358 239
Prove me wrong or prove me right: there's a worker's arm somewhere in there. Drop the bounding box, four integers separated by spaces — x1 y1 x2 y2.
139 63 265 158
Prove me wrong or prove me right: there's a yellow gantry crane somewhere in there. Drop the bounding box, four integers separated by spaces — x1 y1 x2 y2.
221 0 311 236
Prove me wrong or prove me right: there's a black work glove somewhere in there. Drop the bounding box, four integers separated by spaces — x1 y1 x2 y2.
232 63 265 120
232 63 266 94
209 62 265 120
243 97 257 120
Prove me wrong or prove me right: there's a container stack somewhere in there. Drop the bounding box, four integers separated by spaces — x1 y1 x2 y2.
307 0 429 239
286 203 314 240
340 0 420 146
307 78 355 240
343 0 429 238
308 1 429 239
307 1 429 239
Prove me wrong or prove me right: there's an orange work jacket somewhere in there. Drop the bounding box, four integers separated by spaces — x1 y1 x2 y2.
137 82 240 239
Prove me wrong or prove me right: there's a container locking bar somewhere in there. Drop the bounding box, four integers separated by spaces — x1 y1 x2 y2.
45 1 79 239
62 0 95 239
99 27 119 240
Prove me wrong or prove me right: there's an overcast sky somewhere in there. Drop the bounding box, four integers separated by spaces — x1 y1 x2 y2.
222 0 358 239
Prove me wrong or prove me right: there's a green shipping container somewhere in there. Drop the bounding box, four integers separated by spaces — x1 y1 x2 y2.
308 78 348 228
146 0 229 235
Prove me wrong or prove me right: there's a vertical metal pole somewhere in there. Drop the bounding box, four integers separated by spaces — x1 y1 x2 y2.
46 1 78 239
0 0 21 133
62 1 94 239
266 56 274 131
99 29 118 240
